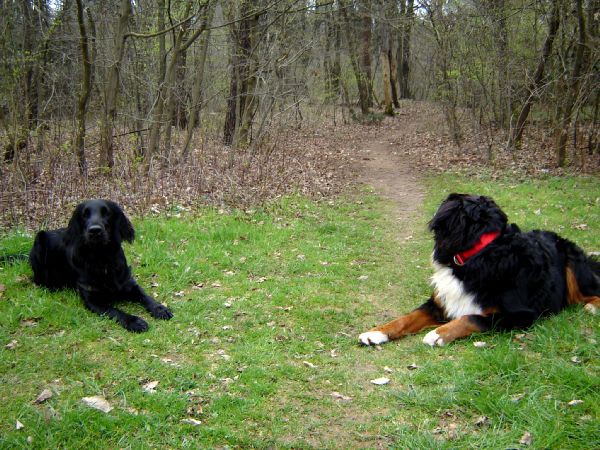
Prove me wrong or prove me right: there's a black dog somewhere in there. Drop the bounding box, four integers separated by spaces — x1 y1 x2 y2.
359 193 600 346
29 199 172 332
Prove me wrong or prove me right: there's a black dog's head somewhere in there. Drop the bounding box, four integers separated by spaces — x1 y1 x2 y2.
67 200 134 246
428 193 507 265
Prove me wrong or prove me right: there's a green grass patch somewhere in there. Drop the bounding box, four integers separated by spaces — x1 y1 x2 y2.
0 175 598 448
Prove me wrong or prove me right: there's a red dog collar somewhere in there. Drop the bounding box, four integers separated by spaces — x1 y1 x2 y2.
453 231 500 266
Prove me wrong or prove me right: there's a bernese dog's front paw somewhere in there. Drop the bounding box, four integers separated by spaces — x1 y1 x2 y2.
358 330 389 346
423 329 445 347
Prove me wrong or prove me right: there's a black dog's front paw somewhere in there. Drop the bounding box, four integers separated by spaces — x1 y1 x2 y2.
151 304 173 320
124 315 149 332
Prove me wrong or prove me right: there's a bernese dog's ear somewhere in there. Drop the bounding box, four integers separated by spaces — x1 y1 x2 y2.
429 194 464 231
445 193 466 202
463 197 483 222
107 201 135 243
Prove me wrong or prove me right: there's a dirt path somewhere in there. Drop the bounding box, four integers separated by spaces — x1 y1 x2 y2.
355 114 426 231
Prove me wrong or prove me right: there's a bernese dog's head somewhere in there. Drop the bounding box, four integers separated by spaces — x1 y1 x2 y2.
429 194 508 265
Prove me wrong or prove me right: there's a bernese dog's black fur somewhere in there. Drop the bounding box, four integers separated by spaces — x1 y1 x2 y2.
30 199 173 332
359 193 600 347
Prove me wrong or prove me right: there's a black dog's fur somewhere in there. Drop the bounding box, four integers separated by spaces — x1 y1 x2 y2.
29 199 172 332
359 193 600 346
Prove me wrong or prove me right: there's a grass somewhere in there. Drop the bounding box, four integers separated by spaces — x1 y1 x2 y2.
0 174 598 448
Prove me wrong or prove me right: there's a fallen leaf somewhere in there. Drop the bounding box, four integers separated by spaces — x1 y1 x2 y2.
370 377 390 385
81 396 113 413
142 381 159 393
211 282 222 288
407 363 419 370
519 431 533 446
181 418 202 426
447 423 458 440
331 392 352 401
303 361 317 369
474 416 490 427
358 275 369 281
16 420 24 430
511 393 525 403
216 350 231 360
570 356 581 364
573 223 588 230
473 341 487 348
20 317 41 327
383 366 393 373
34 389 53 404
5 340 18 350
568 399 583 406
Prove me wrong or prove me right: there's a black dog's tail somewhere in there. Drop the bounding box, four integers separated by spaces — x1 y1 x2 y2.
0 253 29 265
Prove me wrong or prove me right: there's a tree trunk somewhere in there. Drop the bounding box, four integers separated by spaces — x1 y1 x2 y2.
507 0 561 150
74 0 93 175
222 1 260 148
147 2 210 160
181 6 215 159
157 0 166 83
495 0 510 129
398 0 414 99
359 0 373 107
554 0 587 167
340 0 370 114
237 7 259 147
99 0 132 169
389 43 400 108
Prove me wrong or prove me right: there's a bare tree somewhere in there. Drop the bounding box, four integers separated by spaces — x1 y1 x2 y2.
507 0 561 150
99 0 132 169
74 0 94 174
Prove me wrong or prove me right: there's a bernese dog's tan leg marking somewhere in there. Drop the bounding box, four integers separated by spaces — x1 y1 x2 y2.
359 308 442 346
423 315 485 347
566 266 600 314
423 307 498 346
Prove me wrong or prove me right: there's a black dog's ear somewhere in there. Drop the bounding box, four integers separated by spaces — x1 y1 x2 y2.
65 202 86 244
107 201 135 243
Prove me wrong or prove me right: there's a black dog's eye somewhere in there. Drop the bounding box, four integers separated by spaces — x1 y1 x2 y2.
83 208 91 218
100 206 110 217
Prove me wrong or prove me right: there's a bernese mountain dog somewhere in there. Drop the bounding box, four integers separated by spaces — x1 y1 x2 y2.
359 193 600 347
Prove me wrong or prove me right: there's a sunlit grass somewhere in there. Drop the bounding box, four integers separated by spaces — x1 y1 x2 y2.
0 174 598 448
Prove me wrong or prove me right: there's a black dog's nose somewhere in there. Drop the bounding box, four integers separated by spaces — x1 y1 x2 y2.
88 225 103 235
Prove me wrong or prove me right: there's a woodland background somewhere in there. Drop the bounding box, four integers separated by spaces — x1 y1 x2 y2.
1 0 598 229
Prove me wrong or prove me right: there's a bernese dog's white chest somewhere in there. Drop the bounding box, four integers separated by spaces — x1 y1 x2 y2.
431 261 482 319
